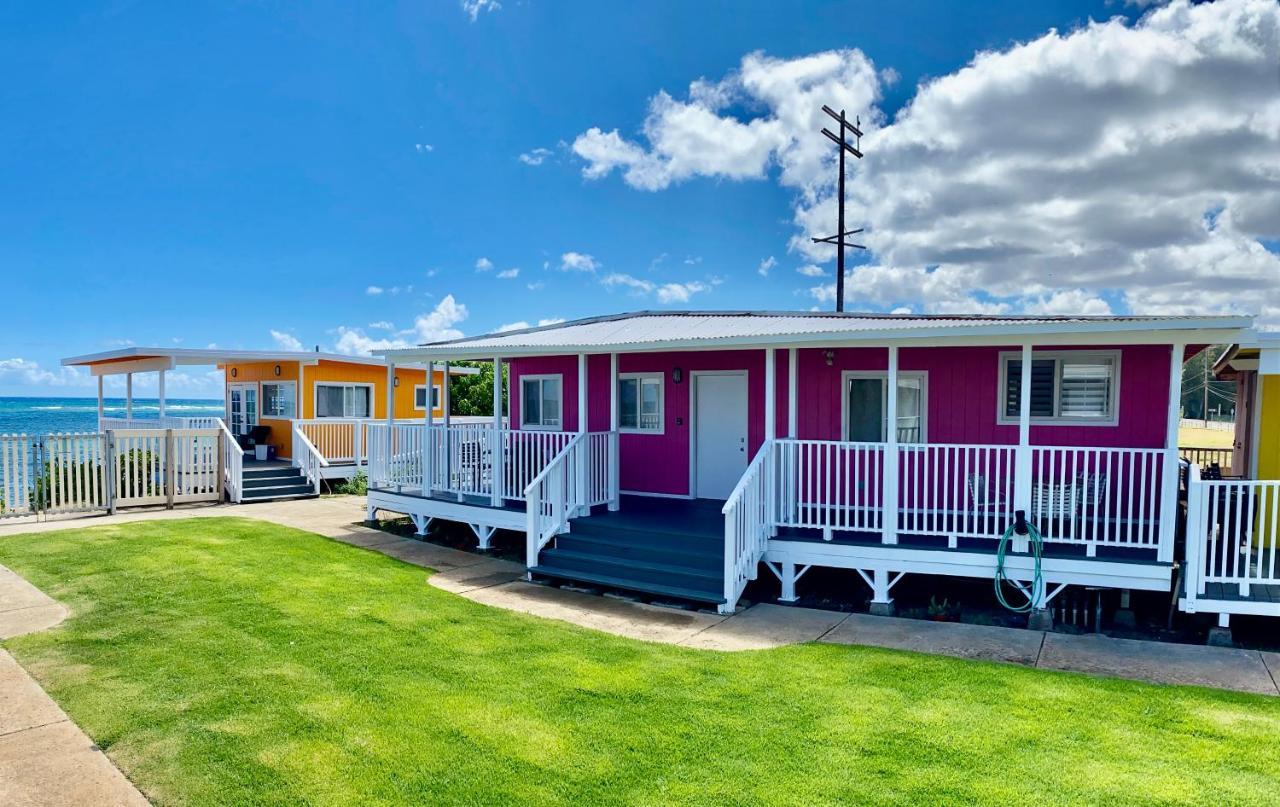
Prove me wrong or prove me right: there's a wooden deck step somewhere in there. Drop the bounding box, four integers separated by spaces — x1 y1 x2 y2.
529 563 726 605
538 547 722 594
555 532 722 572
238 465 318 503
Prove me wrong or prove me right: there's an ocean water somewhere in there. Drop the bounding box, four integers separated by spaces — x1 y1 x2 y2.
0 397 225 436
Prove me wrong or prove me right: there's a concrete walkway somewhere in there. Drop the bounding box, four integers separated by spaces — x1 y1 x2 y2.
0 567 148 806
2 498 1279 696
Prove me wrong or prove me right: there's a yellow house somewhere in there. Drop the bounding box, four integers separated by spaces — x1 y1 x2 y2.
61 346 476 469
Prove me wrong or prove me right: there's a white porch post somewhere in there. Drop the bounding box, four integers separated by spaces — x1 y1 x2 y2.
607 352 619 511
491 357 504 506
125 373 133 421
787 347 799 524
577 353 588 512
96 376 105 429
157 369 166 418
421 362 433 496
1013 343 1034 552
765 348 777 535
882 346 900 545
787 348 798 438
443 361 456 501
764 348 776 441
1158 343 1186 563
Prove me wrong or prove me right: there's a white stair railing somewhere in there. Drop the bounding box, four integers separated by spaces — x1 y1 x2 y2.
215 419 245 503
524 434 585 567
291 425 329 494
721 440 775 614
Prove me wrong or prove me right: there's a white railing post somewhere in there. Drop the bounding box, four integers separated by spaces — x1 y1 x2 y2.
1157 343 1186 563
526 482 542 568
492 356 504 506
722 511 736 610
1185 464 1204 604
882 346 900 545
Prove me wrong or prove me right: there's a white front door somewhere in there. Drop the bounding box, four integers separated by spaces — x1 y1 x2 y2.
228 383 258 436
693 372 748 499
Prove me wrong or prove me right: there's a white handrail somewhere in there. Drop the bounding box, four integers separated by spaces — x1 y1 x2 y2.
215 418 245 503
525 433 585 567
291 425 330 494
721 440 774 614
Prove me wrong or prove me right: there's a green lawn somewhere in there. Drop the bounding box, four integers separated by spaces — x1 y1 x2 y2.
2 518 1279 805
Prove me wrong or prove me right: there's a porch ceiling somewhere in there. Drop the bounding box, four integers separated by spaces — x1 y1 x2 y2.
378 310 1252 361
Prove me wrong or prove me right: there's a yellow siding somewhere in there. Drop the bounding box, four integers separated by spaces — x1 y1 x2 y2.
221 359 446 458
1257 375 1280 480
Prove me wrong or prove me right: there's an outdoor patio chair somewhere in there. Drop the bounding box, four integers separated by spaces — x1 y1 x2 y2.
238 425 271 451
457 440 489 493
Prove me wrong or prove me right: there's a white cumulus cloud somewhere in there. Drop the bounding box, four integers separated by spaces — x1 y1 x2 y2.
573 0 1280 320
559 252 600 272
270 330 304 351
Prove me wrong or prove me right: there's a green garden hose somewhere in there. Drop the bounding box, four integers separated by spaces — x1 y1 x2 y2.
994 513 1043 613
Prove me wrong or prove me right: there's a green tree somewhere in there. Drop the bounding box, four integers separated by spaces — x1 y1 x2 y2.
448 361 507 417
1181 344 1236 422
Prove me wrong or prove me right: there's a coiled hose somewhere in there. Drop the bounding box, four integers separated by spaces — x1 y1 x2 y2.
994 512 1043 613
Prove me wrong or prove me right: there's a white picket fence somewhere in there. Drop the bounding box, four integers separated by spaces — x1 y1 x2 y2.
0 429 223 520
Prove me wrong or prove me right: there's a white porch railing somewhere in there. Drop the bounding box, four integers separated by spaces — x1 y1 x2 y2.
364 423 617 508
291 426 329 494
722 441 774 611
294 418 369 466
100 415 222 431
718 439 1174 612
1029 446 1166 552
1185 467 1280 602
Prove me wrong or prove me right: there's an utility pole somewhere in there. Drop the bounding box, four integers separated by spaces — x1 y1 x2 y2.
1203 355 1209 428
811 105 866 313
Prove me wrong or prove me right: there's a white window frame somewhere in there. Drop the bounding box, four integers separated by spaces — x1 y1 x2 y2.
617 372 665 435
313 382 375 419
519 374 563 431
260 380 297 419
997 349 1121 427
412 384 442 412
841 370 928 443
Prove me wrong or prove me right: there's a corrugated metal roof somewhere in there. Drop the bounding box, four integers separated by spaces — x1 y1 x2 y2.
377 310 1252 359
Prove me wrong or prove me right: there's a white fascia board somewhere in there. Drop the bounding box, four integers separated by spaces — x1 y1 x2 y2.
378 322 1251 362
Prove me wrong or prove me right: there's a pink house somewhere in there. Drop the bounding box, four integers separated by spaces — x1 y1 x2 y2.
369 311 1250 622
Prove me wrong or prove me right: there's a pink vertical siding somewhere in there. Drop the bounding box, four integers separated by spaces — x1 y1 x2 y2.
509 343 1174 497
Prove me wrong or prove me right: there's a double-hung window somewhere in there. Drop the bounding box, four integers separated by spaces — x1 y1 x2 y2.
315 383 372 418
414 385 441 411
618 374 663 433
261 381 296 419
1000 351 1119 424
520 375 562 430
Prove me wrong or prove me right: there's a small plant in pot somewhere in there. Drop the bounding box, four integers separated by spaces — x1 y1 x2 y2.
927 596 961 622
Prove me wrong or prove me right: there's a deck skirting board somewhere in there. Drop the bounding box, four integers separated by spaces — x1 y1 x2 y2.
764 540 1172 592
1178 597 1280 617
366 489 527 533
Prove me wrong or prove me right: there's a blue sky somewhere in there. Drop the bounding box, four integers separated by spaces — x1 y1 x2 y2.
1 0 1276 397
